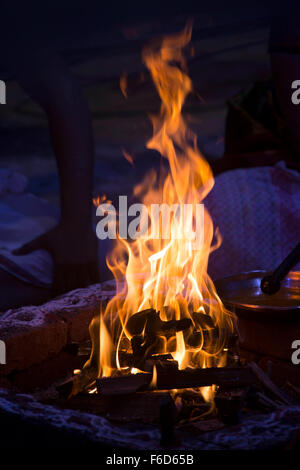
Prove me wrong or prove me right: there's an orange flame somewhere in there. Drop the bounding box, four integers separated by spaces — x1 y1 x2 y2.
122 148 134 166
92 24 234 400
120 73 128 98
93 194 112 207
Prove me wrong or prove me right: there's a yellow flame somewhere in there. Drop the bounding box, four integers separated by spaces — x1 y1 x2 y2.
122 148 134 166
99 315 114 378
93 194 112 207
149 365 157 389
120 73 128 98
91 23 234 401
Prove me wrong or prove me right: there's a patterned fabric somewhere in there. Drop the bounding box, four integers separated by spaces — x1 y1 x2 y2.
205 161 300 281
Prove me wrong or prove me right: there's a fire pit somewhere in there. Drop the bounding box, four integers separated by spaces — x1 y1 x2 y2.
0 281 299 449
0 24 299 451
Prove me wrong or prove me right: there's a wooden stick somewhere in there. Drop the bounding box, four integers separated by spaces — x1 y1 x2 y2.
69 366 98 397
97 366 256 396
156 366 255 391
256 392 281 410
59 352 177 397
97 372 151 395
249 362 294 406
286 381 300 400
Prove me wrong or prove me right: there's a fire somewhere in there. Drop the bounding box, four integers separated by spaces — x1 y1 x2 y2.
93 194 112 207
120 73 128 98
90 24 234 398
121 148 134 166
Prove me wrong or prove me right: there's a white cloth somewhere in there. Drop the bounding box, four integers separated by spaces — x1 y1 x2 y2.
205 161 300 280
0 169 57 287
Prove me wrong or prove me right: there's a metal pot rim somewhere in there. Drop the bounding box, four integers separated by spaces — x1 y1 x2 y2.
215 270 300 319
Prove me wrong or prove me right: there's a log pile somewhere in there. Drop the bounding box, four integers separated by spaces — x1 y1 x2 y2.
48 333 300 447
50 306 299 441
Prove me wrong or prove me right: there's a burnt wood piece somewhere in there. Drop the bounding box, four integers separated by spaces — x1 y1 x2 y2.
120 349 178 373
97 372 151 395
58 352 134 398
249 362 295 406
215 388 246 425
131 334 166 359
126 309 155 336
69 366 98 397
131 329 219 358
126 309 192 337
67 351 176 396
120 351 175 367
184 329 219 350
156 366 256 391
150 353 173 361
147 316 192 336
191 311 215 329
142 358 179 373
97 366 256 396
57 374 94 399
128 309 222 354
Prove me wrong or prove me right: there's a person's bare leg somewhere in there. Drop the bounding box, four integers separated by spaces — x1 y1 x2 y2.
0 9 99 296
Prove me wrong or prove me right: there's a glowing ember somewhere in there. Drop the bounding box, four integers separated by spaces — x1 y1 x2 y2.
88 23 234 402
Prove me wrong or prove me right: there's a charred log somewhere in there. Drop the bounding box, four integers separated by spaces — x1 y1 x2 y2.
97 366 256 396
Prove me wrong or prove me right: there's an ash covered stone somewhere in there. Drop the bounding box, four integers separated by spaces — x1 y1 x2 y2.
0 388 299 449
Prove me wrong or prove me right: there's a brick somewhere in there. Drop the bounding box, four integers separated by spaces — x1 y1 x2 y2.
0 312 67 375
57 305 99 343
0 281 116 376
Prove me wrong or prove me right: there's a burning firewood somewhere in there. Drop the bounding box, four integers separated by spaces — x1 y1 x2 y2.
191 311 215 330
96 366 256 396
62 351 179 398
126 308 192 337
131 333 166 359
128 309 222 359
69 366 98 397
